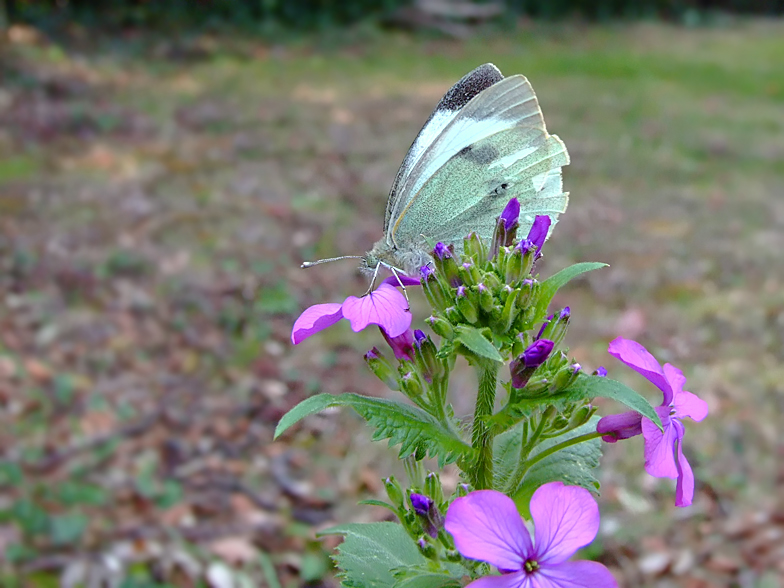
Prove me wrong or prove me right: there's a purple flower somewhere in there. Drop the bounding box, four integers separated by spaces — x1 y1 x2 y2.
599 337 709 507
500 198 521 231
291 275 419 344
596 411 643 443
510 339 554 389
594 366 607 377
382 329 415 361
410 493 433 516
526 215 551 254
433 242 452 260
445 483 617 588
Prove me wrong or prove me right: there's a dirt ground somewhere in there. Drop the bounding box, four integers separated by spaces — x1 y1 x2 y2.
0 19 782 587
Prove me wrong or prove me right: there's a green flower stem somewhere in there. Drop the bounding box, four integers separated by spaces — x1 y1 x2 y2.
508 430 605 496
503 415 547 495
471 362 499 489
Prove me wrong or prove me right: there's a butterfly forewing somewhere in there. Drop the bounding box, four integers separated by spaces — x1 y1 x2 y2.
384 64 505 236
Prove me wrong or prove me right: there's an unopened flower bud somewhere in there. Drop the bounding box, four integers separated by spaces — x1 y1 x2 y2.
537 306 570 347
433 242 461 287
384 476 405 510
410 491 443 539
455 285 478 323
569 403 595 429
491 198 520 258
594 366 608 377
400 371 423 398
413 331 440 383
364 347 399 390
510 339 554 388
382 329 415 361
445 306 462 324
455 483 471 498
463 231 487 264
420 265 450 312
500 288 521 333
526 215 551 256
596 411 643 443
477 283 494 313
417 536 437 559
458 262 480 286
427 315 454 339
424 472 444 504
409 493 433 516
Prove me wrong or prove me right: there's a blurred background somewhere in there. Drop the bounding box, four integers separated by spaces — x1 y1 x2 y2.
0 1 783 586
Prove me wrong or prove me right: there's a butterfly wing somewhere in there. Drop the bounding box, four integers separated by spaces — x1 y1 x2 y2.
387 72 569 251
383 63 505 237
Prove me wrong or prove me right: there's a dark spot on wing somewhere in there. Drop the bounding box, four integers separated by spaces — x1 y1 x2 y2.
459 143 498 165
436 63 504 113
490 181 510 197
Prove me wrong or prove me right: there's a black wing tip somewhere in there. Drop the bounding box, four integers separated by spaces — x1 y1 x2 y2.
436 63 505 113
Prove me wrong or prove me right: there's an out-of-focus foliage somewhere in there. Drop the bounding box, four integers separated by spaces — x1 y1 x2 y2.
4 0 784 31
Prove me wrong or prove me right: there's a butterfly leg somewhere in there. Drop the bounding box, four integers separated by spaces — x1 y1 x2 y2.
388 266 410 307
362 263 381 297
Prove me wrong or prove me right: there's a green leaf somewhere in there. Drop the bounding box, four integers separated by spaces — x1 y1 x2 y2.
275 393 472 466
393 570 463 588
454 325 503 362
489 374 661 434
358 499 398 514
49 512 88 545
318 522 426 588
511 417 603 518
534 262 607 322
565 374 662 428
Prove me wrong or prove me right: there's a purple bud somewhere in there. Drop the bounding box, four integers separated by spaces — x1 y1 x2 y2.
526 215 551 253
570 362 582 373
413 330 427 349
559 307 571 320
516 238 535 254
462 262 473 270
456 285 467 298
410 493 433 516
510 339 554 388
364 347 381 360
417 537 427 549
596 411 643 443
477 283 487 292
420 265 434 281
594 366 608 377
433 242 451 260
523 339 554 368
500 198 521 231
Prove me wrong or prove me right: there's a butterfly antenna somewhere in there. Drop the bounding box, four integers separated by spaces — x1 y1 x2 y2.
301 255 363 268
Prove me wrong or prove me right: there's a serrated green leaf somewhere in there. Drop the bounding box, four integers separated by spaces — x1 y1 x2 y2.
565 374 662 428
454 325 503 362
318 522 426 588
512 417 603 518
275 393 472 466
534 262 607 322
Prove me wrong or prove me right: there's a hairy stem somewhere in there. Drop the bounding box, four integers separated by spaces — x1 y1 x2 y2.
471 362 499 489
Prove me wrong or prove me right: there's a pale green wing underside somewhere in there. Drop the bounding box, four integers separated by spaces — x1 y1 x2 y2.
388 74 569 251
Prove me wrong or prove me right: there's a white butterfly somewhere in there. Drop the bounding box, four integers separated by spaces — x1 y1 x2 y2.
304 63 569 283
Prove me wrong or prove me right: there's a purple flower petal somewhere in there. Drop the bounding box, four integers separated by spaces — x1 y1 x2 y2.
381 275 421 287
530 482 600 565
536 560 619 588
526 215 551 252
500 198 521 231
641 406 679 479
342 284 411 338
410 493 433 516
608 337 673 403
674 439 695 507
665 364 708 422
445 490 531 571
596 411 643 443
291 303 344 345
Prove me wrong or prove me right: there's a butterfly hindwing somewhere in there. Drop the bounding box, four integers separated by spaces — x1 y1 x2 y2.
384 64 505 235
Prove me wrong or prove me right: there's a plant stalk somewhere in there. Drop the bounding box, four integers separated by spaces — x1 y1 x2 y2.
471 362 499 489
